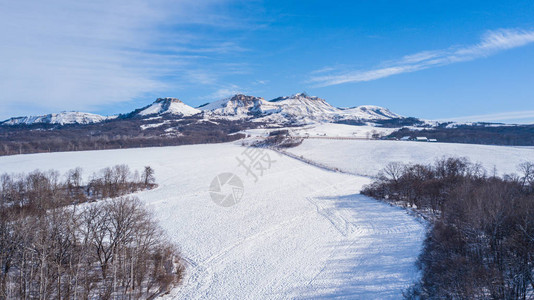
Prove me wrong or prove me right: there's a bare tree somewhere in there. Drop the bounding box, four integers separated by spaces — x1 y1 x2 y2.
0 166 181 299
379 162 404 184
142 166 155 188
518 162 534 189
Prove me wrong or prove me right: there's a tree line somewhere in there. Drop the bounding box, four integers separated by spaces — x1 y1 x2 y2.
1 165 156 215
362 158 534 299
252 130 304 148
0 116 250 156
0 166 184 299
388 124 534 146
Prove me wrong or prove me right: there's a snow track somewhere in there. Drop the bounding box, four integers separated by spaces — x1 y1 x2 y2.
0 142 425 299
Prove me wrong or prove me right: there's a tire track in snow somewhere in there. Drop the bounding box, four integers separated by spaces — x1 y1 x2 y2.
172 211 315 299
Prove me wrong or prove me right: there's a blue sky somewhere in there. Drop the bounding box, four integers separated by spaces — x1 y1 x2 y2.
1 0 534 123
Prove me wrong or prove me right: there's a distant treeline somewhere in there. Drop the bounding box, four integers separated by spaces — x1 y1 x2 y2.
335 117 426 128
0 166 184 299
252 129 304 148
388 124 534 146
0 116 251 156
363 158 534 299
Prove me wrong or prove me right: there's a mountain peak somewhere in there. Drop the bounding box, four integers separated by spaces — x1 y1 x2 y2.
199 94 267 117
136 98 200 116
292 92 311 98
154 97 183 104
229 94 264 102
270 92 322 102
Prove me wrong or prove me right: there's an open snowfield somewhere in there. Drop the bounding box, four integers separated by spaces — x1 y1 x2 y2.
287 139 534 177
0 142 425 299
288 123 398 138
242 123 398 139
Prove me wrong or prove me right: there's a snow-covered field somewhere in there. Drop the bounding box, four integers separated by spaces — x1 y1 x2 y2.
243 123 397 139
0 142 425 299
287 139 534 177
289 123 397 138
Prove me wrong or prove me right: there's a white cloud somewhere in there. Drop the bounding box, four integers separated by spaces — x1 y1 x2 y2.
310 29 534 87
0 0 246 119
310 66 336 74
253 80 268 85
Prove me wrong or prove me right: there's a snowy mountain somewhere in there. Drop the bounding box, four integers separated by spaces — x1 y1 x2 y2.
134 98 200 117
199 93 403 125
0 94 402 127
1 111 113 126
0 98 199 126
264 93 340 124
198 94 274 118
338 105 401 120
2 94 532 156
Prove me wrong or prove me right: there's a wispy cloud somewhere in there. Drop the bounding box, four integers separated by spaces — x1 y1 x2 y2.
251 80 269 86
0 0 250 119
310 66 336 74
442 110 534 124
310 29 534 87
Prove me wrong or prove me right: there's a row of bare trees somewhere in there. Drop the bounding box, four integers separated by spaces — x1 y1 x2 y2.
0 167 184 299
0 197 183 299
363 158 534 299
1 165 155 215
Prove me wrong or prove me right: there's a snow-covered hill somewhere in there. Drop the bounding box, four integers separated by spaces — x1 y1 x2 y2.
1 111 113 125
135 97 200 117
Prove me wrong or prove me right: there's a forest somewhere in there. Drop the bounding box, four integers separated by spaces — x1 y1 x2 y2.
0 165 184 299
363 158 534 299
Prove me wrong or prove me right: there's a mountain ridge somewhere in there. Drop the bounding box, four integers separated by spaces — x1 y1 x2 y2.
1 111 116 126
1 93 403 126
2 93 524 128
2 93 534 156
